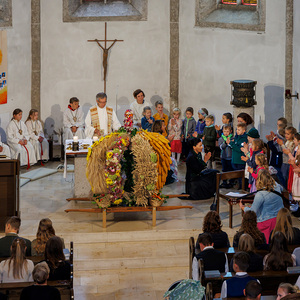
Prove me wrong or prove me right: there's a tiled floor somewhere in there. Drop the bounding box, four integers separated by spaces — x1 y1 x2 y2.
4 161 299 299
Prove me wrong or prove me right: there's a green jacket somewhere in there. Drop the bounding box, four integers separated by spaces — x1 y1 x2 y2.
229 133 248 164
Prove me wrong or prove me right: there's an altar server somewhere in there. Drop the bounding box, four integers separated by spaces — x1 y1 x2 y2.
6 109 37 168
85 92 121 138
63 97 85 142
0 134 11 159
25 109 49 161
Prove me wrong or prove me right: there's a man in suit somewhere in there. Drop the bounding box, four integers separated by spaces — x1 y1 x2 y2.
192 233 228 280
0 216 31 257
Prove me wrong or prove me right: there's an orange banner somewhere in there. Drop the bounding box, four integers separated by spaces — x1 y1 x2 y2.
0 31 7 105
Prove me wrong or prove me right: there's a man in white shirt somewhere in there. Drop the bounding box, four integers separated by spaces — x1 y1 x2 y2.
63 97 85 142
85 92 121 138
130 89 151 128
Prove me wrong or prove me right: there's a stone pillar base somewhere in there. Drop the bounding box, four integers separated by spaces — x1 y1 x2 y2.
233 106 255 132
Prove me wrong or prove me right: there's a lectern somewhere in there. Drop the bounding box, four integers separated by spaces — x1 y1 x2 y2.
0 159 20 230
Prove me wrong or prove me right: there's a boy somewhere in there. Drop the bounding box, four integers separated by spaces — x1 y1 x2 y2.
230 123 248 171
193 108 208 137
181 107 196 159
244 281 262 300
202 115 217 169
141 106 154 132
153 100 169 137
221 252 256 298
218 124 233 188
192 233 228 280
63 97 85 142
130 89 150 128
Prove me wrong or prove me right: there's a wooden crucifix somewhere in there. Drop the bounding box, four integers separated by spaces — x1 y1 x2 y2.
88 22 123 93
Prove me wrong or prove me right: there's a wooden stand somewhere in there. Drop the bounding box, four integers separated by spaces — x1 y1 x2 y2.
65 205 193 228
0 159 20 229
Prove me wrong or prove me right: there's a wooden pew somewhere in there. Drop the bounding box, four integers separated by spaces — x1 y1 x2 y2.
0 242 74 300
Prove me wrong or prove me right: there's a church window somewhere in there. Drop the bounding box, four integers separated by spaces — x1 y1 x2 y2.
63 0 147 22
195 0 264 31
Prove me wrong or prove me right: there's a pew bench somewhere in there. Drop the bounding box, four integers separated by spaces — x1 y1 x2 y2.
0 242 74 300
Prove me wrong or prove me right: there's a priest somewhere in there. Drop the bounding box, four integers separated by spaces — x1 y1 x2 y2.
85 93 121 138
63 97 85 142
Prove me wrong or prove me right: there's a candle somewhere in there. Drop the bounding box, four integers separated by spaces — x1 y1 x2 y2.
73 136 78 142
93 136 98 142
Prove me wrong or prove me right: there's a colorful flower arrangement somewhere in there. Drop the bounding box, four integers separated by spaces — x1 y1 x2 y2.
105 136 129 205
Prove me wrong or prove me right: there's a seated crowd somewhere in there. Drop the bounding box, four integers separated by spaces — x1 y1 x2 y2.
0 216 70 299
192 209 300 298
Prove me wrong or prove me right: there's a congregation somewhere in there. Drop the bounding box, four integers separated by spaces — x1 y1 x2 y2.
0 216 70 299
1 87 300 299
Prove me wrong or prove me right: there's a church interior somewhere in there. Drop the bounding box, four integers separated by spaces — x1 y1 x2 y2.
0 0 300 299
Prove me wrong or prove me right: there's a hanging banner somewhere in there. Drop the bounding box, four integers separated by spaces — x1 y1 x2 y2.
0 31 7 105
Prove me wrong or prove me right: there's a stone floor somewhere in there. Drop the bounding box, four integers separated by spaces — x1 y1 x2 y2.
2 161 299 299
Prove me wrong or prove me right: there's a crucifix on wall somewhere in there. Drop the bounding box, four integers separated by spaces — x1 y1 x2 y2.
88 22 123 93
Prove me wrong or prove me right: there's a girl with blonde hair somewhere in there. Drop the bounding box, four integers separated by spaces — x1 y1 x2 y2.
0 238 34 282
31 218 64 256
270 208 300 244
229 233 263 272
25 109 49 162
277 283 300 300
239 169 284 243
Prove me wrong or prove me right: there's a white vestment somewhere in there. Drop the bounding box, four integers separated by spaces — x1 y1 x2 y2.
25 120 49 161
6 120 37 166
0 135 11 159
130 100 151 126
63 107 85 141
85 105 121 138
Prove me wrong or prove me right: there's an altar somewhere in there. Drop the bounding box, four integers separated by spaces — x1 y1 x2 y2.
64 138 92 198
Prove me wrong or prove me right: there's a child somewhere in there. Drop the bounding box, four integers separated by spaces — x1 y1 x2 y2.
153 100 169 137
25 109 49 162
63 97 85 142
284 132 300 200
203 115 217 169
248 153 268 192
277 117 288 130
0 134 11 159
6 109 37 168
130 89 150 128
215 112 233 137
218 124 233 188
242 139 266 192
141 106 154 132
230 123 248 187
277 126 297 188
193 108 208 138
241 128 260 187
181 107 196 159
168 108 183 164
266 126 286 187
221 252 256 298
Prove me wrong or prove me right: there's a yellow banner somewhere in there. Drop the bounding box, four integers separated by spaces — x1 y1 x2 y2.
0 31 7 105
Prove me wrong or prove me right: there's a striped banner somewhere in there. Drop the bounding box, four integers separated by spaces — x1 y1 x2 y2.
0 30 7 105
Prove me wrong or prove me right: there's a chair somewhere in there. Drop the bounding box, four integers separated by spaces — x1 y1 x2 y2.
216 170 245 228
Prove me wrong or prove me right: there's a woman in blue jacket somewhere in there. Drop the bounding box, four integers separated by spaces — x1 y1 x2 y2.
239 169 284 243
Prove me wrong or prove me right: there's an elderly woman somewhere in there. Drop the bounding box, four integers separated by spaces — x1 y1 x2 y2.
239 169 284 243
184 138 218 200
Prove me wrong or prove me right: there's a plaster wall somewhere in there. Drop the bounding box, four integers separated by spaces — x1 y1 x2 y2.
293 0 300 131
179 0 286 137
40 0 170 137
0 0 31 142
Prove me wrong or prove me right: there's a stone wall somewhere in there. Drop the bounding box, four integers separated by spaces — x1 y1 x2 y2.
0 0 31 142
180 0 286 138
293 0 300 131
